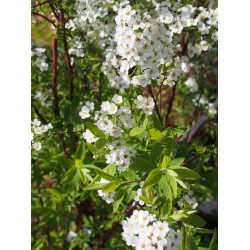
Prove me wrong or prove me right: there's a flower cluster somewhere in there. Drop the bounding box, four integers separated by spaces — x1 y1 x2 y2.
97 178 116 204
68 36 85 58
31 119 53 151
105 140 136 172
178 190 198 209
122 209 182 250
134 95 154 115
101 2 218 90
32 48 49 71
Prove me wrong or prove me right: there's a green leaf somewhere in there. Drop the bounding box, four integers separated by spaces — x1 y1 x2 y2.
83 183 107 191
96 138 108 149
161 199 172 216
162 155 171 168
132 157 153 172
139 195 152 205
170 157 185 166
130 127 146 136
209 229 218 250
169 166 201 179
148 128 163 141
85 122 104 137
143 168 162 188
84 165 119 182
150 143 163 165
190 184 212 193
184 214 206 227
158 176 172 199
174 176 187 189
166 171 177 198
113 188 126 213
169 213 188 221
74 142 85 160
196 228 214 234
86 142 98 154
62 166 85 189
151 111 163 131
102 182 121 193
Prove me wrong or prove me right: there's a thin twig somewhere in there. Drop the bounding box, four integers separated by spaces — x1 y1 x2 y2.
165 84 177 128
32 103 48 124
32 0 49 8
32 11 57 27
48 0 60 21
147 85 163 126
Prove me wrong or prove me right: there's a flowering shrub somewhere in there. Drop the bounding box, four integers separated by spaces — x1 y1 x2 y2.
31 0 218 249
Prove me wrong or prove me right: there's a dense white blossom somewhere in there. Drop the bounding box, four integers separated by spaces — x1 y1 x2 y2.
122 209 182 250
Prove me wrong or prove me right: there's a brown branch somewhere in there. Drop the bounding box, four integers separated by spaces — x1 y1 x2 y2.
147 85 163 126
51 38 70 158
32 103 48 124
32 0 49 8
48 0 60 21
59 5 75 100
164 84 177 128
93 203 138 250
32 11 57 28
51 38 60 116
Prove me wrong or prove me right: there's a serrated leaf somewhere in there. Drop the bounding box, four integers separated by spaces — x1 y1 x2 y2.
169 166 201 179
170 157 185 166
85 122 104 137
143 168 162 188
130 127 146 136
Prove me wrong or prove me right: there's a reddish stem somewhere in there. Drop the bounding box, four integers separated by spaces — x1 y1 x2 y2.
59 8 75 100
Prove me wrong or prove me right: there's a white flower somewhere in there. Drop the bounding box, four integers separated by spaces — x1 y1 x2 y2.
112 94 123 104
66 231 77 242
83 129 98 143
32 119 41 127
79 106 90 119
34 127 43 135
33 142 42 151
199 40 209 51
